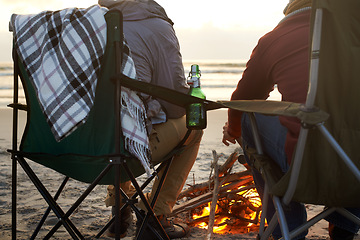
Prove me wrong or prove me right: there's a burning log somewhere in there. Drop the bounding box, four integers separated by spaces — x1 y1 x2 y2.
171 149 263 235
188 211 259 226
170 179 254 216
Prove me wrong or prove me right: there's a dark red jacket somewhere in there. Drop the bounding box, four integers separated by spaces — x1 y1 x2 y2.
228 10 311 163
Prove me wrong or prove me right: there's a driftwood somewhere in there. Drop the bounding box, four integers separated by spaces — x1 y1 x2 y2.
218 151 239 176
178 151 240 199
207 150 221 239
178 150 248 199
178 171 252 199
170 181 255 216
178 170 251 199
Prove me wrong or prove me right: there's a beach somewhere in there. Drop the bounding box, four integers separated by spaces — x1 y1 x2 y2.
1 107 358 240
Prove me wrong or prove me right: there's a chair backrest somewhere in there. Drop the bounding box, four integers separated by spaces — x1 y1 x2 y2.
15 10 145 184
271 0 360 207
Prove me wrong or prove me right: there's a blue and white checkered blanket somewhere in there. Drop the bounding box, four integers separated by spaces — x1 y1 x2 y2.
11 5 153 175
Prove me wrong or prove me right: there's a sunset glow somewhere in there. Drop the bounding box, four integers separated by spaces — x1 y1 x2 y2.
1 0 289 61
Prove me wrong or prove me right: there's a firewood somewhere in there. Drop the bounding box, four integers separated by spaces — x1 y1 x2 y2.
207 150 221 239
171 149 263 234
178 170 251 199
218 150 239 176
188 211 259 226
170 183 256 216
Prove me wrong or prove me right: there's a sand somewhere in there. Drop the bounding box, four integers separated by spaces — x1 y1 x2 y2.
0 107 358 239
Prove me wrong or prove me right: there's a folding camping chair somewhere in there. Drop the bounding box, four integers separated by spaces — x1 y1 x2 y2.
8 8 195 240
132 2 360 237
218 1 360 239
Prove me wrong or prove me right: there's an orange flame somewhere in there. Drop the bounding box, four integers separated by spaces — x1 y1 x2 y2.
191 184 263 234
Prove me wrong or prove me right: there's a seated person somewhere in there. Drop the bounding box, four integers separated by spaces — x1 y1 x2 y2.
222 0 360 239
98 0 203 238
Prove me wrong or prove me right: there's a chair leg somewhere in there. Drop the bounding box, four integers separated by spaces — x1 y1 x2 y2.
114 162 121 240
261 214 278 240
16 155 113 239
141 158 173 240
44 163 113 239
273 196 290 240
31 176 69 240
136 158 173 240
11 52 20 240
288 207 336 239
122 160 170 240
258 184 269 239
147 155 173 209
95 159 170 239
11 154 17 240
336 208 360 225
16 156 82 239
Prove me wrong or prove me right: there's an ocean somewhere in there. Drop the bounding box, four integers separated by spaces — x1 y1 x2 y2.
0 62 21 108
0 60 280 108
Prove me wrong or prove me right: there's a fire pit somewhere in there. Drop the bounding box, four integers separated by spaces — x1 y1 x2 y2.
171 150 263 236
190 186 261 234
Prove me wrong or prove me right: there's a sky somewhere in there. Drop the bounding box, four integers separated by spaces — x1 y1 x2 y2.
0 0 289 62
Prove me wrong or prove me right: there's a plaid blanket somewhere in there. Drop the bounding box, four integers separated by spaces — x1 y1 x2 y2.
11 5 153 175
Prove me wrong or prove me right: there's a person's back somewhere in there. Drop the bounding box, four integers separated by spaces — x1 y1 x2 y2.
222 1 360 239
100 0 188 121
227 9 311 162
98 1 202 239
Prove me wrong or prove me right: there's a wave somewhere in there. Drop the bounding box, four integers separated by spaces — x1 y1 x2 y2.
197 63 246 68
201 69 243 74
183 59 247 68
202 84 237 88
0 72 13 77
0 62 13 70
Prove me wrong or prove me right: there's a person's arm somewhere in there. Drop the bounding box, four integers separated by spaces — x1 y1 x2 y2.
223 37 275 145
222 122 238 146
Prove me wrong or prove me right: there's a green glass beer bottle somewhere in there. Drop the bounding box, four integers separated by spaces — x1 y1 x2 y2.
186 64 207 130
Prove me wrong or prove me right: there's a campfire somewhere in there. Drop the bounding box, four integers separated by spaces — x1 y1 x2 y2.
190 186 261 234
171 150 263 236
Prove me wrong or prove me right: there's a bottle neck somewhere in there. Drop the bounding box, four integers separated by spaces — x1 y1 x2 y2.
191 78 200 88
188 64 201 88
191 65 200 77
